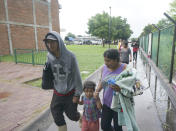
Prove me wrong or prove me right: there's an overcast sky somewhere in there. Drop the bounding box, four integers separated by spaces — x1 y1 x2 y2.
58 0 173 38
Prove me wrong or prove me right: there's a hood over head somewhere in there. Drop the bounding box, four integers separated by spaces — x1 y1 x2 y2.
44 31 67 58
44 35 57 41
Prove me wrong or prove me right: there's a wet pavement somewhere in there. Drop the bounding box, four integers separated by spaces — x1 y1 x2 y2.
0 62 53 131
46 54 163 131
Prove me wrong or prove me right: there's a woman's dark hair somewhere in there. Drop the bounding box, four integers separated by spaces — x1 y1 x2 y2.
123 40 128 46
83 81 96 91
103 49 120 62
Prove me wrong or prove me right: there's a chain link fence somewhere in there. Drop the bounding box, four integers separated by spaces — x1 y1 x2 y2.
140 25 175 80
139 24 176 131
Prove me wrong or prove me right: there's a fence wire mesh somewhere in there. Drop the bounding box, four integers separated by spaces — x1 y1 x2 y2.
140 25 175 80
151 31 159 64
158 25 174 79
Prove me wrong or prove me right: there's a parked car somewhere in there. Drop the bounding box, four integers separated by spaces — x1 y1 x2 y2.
83 40 92 45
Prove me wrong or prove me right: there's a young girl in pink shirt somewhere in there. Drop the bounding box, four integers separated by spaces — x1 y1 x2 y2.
79 81 102 131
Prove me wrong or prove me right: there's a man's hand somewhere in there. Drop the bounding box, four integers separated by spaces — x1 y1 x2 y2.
72 96 80 103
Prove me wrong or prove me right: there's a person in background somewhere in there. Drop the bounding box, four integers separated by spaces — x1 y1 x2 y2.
79 81 102 131
131 41 139 62
120 40 132 64
117 39 122 51
42 31 83 131
131 41 139 68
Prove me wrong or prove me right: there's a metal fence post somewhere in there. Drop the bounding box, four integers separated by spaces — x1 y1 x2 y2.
156 30 160 67
32 49 35 66
169 26 176 83
164 12 176 83
154 76 157 102
151 33 153 59
14 49 17 64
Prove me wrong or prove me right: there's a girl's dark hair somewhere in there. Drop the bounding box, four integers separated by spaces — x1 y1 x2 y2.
83 81 96 91
123 40 128 46
103 49 120 62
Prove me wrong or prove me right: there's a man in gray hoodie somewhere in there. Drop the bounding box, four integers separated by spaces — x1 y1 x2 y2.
42 31 83 131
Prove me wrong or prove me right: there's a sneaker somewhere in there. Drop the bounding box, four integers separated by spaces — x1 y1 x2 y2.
78 110 83 128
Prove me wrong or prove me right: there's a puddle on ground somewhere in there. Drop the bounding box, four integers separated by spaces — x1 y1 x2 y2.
81 71 89 74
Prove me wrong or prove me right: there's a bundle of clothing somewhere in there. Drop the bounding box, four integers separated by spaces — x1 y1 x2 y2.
105 66 141 131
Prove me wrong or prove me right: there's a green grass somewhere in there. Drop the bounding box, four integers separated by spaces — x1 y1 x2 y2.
25 78 42 88
24 44 116 87
0 50 47 65
67 45 112 77
68 45 116 79
0 55 14 62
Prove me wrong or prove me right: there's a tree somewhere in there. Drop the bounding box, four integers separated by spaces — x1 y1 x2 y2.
168 0 176 20
64 32 76 41
143 24 154 34
139 24 155 37
139 0 176 38
87 12 133 46
66 32 76 38
111 17 133 42
65 36 69 41
140 19 172 38
87 12 109 47
131 37 138 42
156 19 171 29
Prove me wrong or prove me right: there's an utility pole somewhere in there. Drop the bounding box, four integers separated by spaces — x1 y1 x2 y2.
108 6 111 48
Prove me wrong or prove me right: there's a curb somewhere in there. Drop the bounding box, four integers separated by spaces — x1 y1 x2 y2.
20 66 102 131
20 106 53 131
84 65 103 83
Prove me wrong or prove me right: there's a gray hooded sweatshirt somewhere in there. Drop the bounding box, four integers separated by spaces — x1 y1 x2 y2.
44 31 83 96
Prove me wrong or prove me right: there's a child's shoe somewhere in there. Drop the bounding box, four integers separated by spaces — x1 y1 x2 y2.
78 110 83 128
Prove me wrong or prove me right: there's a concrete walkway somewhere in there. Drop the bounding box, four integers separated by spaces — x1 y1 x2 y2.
0 62 53 131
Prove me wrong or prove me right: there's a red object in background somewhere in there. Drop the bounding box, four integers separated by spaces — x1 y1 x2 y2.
133 47 138 52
